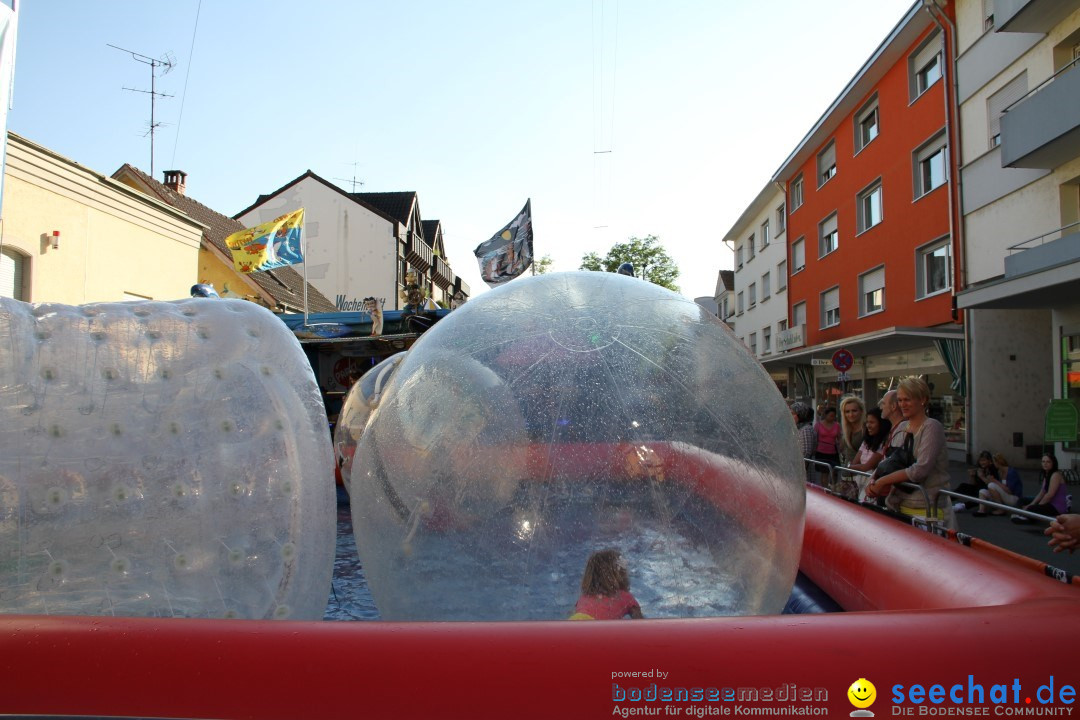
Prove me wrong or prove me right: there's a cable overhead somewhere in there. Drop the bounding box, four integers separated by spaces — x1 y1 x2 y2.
170 0 203 170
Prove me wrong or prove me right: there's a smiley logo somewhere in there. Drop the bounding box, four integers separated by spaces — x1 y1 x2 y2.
848 678 877 709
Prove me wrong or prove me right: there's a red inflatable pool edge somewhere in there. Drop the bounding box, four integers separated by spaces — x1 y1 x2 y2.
2 600 1078 720
2 488 1078 720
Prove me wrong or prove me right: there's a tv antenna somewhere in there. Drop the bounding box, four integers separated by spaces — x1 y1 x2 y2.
109 44 175 178
333 162 366 192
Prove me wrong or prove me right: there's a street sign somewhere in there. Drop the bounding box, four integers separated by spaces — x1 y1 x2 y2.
1045 399 1079 443
837 372 851 382
831 348 854 373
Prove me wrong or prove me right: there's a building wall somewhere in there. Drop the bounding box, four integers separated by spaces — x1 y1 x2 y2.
235 177 397 311
968 308 1053 468
1 134 203 304
785 24 955 347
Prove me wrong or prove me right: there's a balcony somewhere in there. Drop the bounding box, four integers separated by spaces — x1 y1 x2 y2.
433 256 452 289
1005 221 1080 278
453 276 471 299
1000 59 1080 169
405 231 433 271
994 0 1080 33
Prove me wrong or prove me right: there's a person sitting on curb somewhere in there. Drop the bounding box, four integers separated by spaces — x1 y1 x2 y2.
973 453 1024 517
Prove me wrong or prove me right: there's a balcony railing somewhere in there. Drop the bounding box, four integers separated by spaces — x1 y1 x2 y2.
433 256 452 288
453 276 471 298
1004 220 1080 279
1000 57 1080 169
406 231 433 271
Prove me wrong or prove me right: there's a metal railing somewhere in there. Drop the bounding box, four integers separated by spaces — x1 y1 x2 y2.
1006 220 1080 254
1001 54 1080 115
803 459 1056 527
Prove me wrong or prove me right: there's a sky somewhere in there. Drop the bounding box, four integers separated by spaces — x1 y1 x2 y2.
9 0 917 301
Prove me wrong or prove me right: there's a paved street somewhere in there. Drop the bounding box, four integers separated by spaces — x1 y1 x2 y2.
944 462 1080 577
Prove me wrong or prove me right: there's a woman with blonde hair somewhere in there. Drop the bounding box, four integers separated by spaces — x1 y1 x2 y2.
864 376 953 526
838 395 865 466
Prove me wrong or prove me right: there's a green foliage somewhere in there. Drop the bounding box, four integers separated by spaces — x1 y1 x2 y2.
578 235 680 291
534 254 554 275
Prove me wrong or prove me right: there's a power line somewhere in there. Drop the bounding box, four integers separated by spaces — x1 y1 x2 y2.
170 0 203 170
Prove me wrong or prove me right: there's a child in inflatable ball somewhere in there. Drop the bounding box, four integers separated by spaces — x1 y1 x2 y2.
569 549 644 620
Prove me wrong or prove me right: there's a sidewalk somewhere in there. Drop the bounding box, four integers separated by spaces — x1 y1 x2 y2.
945 461 1080 576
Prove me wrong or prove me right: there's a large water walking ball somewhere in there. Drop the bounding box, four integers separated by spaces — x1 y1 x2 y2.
348 271 805 620
0 298 336 619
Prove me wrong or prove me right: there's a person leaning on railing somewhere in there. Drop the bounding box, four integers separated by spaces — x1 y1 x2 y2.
864 376 954 527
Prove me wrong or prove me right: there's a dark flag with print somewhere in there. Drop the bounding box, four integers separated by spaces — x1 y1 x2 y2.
474 199 533 286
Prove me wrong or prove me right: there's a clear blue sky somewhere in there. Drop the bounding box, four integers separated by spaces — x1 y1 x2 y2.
10 0 916 300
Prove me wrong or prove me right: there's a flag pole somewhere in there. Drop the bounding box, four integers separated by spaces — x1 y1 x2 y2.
302 211 309 326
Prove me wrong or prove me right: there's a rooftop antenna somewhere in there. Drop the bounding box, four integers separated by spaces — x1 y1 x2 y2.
333 162 365 192
109 44 175 178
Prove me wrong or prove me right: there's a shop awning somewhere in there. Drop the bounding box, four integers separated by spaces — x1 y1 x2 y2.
760 326 964 371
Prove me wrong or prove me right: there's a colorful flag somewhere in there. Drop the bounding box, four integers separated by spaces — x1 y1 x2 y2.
474 199 533 286
225 208 305 274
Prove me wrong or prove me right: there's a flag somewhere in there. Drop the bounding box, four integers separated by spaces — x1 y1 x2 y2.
0 1 18 220
474 199 533 286
225 208 305 274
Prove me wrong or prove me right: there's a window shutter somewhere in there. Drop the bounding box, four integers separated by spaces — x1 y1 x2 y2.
988 72 1028 143
1 247 23 300
863 267 885 293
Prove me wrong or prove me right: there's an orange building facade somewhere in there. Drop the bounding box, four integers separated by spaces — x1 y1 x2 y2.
765 1 967 453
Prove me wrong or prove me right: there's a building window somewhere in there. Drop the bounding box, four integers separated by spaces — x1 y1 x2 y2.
914 131 948 198
792 237 805 273
737 291 745 314
854 94 880 153
791 175 804 211
819 213 839 257
736 244 744 269
793 301 806 329
778 319 788 333
820 287 840 329
761 220 770 249
817 141 837 187
749 332 758 356
749 282 757 307
777 203 786 233
1 247 28 301
983 0 994 31
917 237 951 298
777 260 787 290
762 326 772 354
748 234 756 261
910 31 942 99
987 71 1028 150
856 180 883 233
721 295 730 319
859 266 886 316
762 272 771 300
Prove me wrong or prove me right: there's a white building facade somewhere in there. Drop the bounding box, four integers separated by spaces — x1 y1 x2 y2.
725 183 790 395
954 0 1080 467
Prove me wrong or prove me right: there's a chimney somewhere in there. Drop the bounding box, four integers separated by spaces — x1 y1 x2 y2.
163 170 187 196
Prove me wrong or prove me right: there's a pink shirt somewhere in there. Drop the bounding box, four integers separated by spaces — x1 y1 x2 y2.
815 422 840 455
574 590 640 620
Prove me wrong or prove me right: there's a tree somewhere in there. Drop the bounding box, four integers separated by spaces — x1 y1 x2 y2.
579 235 680 291
533 254 554 275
